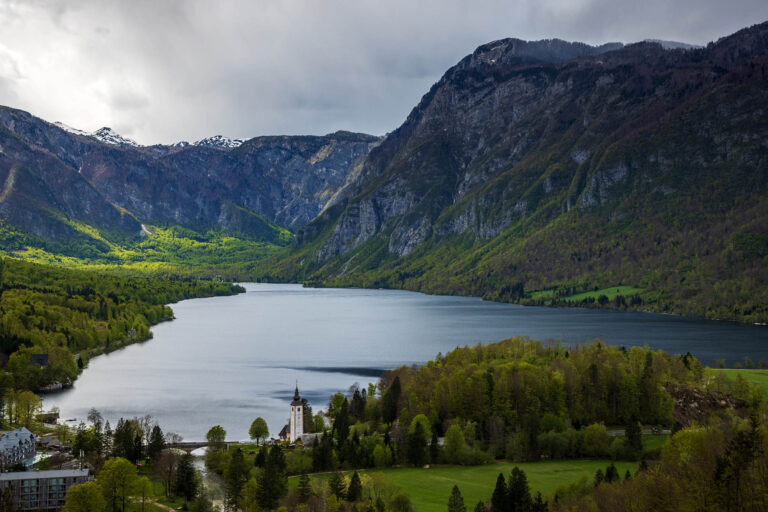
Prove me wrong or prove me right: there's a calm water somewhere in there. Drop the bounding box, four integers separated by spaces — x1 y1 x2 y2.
44 283 767 441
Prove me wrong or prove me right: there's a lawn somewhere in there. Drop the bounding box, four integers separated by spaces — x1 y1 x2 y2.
295 459 638 511
712 369 768 398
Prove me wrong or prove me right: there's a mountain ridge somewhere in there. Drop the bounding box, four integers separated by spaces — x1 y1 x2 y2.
262 21 768 323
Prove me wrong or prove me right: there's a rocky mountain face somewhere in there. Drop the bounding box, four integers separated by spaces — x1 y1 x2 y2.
0 108 379 248
273 22 768 322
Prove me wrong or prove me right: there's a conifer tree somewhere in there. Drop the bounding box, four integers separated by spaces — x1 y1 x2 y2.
448 485 466 512
328 472 346 500
147 425 165 461
347 471 362 502
491 473 506 512
297 473 312 503
507 467 532 511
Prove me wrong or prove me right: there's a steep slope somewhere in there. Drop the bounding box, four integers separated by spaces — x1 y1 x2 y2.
266 23 768 323
0 107 379 262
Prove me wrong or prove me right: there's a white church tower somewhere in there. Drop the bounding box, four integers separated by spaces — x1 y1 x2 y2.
289 384 304 443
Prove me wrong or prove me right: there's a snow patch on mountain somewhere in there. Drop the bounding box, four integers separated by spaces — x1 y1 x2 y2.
172 135 244 149
53 122 141 147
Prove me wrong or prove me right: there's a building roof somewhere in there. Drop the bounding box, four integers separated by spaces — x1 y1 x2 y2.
0 469 89 481
291 384 303 406
0 428 36 454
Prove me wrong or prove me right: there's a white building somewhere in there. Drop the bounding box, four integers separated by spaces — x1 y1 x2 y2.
289 385 304 443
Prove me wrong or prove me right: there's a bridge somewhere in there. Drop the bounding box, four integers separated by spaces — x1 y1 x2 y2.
166 441 241 453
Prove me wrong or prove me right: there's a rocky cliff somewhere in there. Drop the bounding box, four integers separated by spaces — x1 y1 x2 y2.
270 22 768 323
0 107 379 251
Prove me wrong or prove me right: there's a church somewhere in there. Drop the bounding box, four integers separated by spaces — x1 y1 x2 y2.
278 384 323 445
279 384 304 443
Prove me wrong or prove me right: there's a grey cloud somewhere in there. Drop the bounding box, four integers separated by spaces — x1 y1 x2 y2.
0 0 766 144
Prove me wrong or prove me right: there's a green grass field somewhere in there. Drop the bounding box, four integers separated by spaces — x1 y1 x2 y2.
713 369 768 397
529 286 642 303
294 460 637 511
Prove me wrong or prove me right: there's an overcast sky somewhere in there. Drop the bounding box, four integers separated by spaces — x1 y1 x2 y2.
0 0 766 145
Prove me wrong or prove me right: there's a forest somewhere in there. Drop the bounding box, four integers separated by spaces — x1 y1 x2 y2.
185 337 763 511
0 257 243 392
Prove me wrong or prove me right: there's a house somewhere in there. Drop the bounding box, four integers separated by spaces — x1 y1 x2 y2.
0 428 37 470
0 469 91 511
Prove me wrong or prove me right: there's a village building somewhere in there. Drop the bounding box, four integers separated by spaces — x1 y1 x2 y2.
0 469 92 511
0 428 37 470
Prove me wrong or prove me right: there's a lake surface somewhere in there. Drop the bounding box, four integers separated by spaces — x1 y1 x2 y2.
44 283 768 441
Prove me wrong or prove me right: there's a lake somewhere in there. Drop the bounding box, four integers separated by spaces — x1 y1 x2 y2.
43 283 768 441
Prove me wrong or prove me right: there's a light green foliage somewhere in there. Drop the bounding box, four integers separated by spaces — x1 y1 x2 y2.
63 481 105 512
0 257 242 391
444 424 466 464
206 425 227 449
249 417 269 444
2 222 292 281
582 423 611 458
409 414 432 439
97 457 138 512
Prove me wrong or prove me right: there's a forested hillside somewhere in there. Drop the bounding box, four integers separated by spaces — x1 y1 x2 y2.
262 22 768 324
0 258 242 391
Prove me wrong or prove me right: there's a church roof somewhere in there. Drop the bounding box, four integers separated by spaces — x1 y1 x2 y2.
291 384 303 406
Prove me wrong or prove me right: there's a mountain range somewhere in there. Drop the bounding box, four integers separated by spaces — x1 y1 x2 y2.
1 22 767 322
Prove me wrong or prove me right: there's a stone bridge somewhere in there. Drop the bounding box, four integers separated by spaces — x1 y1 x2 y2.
165 441 240 453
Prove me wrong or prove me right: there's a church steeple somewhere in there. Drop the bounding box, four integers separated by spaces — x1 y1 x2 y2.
289 382 304 443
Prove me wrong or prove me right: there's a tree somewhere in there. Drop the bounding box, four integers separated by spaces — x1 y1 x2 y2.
97 457 138 512
224 448 248 512
135 476 153 512
491 473 506 512
249 418 269 445
297 473 312 503
64 481 105 512
328 472 346 500
175 453 200 505
507 467 532 512
256 445 288 510
382 376 401 423
242 478 260 512
448 485 466 512
474 502 488 512
407 421 427 466
206 425 226 450
153 449 179 497
148 425 165 461
625 420 642 457
445 424 466 464
347 471 362 502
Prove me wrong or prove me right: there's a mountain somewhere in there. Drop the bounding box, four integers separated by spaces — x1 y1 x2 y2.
0 107 379 261
264 22 768 323
177 135 245 149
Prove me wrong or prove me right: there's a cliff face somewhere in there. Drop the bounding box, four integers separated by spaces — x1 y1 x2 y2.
276 23 768 322
0 107 379 247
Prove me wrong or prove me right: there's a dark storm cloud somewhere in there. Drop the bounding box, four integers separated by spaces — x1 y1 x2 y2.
0 0 766 144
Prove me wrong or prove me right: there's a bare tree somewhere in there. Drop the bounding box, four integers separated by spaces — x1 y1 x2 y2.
153 449 180 497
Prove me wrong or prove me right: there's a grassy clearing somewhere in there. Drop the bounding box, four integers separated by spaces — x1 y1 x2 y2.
562 286 643 303
295 460 638 512
528 286 643 303
712 369 768 397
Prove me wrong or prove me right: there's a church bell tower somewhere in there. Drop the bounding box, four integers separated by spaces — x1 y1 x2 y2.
290 384 304 443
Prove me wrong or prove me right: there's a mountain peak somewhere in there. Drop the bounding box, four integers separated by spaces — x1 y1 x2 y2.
52 122 141 147
171 134 244 149
91 127 141 147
